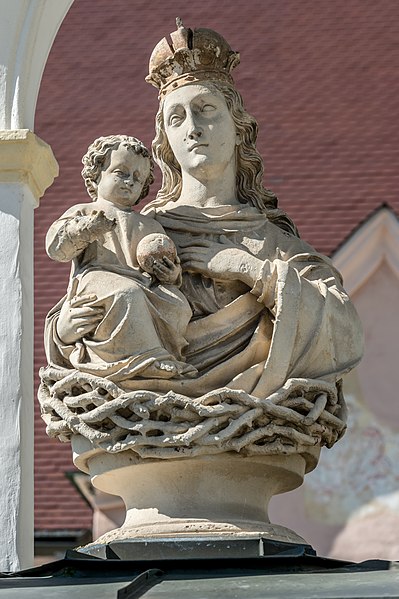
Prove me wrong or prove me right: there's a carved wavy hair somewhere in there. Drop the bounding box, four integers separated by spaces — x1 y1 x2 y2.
151 82 298 236
82 135 154 201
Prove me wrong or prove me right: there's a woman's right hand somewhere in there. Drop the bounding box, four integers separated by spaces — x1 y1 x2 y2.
57 294 104 345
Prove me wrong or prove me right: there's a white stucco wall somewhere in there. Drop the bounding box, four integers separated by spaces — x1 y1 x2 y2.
0 0 73 571
0 183 35 571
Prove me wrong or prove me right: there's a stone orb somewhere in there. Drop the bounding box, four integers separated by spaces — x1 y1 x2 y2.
136 233 177 274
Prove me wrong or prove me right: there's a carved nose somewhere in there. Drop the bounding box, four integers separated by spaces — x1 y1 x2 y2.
188 130 202 140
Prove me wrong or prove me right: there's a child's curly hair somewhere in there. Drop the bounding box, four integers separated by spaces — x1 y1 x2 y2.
82 135 154 201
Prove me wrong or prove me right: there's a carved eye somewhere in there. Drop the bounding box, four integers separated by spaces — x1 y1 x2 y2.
168 112 184 126
202 104 216 113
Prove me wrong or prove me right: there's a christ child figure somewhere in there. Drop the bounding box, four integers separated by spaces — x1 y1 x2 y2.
45 135 195 381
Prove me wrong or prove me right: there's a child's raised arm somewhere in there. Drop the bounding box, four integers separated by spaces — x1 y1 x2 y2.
46 208 116 262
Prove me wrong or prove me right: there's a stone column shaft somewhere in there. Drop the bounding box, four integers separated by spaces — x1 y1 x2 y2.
0 130 58 571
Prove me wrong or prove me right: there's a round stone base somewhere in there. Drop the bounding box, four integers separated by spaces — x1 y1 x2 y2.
91 520 308 547
72 439 319 545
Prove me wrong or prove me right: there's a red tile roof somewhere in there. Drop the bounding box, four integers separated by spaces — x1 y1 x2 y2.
33 0 399 530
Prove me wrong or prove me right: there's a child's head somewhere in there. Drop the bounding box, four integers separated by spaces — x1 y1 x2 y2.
82 135 154 204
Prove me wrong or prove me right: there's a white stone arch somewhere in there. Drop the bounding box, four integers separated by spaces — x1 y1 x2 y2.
0 0 75 129
0 0 74 571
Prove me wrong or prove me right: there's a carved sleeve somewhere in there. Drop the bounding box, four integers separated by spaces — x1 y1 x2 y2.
46 214 93 262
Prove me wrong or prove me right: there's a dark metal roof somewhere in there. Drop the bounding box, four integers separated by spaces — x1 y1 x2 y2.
1 538 398 598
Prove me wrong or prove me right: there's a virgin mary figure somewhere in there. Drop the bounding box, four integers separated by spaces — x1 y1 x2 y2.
41 20 363 462
38 21 364 543
138 22 363 404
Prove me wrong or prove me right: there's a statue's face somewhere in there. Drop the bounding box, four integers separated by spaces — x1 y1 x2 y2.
95 145 150 207
163 83 238 176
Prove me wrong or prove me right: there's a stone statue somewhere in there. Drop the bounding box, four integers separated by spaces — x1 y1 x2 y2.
39 21 363 545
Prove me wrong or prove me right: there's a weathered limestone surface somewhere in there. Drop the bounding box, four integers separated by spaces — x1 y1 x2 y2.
0 130 58 571
39 22 363 545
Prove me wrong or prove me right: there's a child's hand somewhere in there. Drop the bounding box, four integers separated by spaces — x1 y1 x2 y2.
74 210 116 241
86 210 116 238
152 256 182 286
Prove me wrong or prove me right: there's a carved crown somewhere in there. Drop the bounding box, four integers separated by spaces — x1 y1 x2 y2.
146 18 240 97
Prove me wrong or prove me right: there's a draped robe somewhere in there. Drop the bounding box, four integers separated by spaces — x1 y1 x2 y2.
44 201 363 401
132 202 363 398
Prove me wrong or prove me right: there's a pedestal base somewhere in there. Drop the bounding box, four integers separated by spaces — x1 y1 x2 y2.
78 533 316 560
73 438 319 545
91 522 308 548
